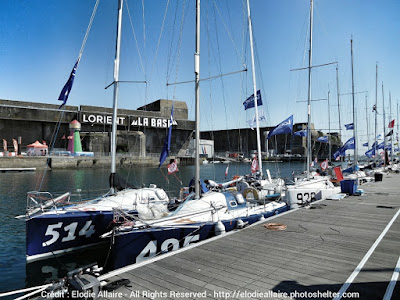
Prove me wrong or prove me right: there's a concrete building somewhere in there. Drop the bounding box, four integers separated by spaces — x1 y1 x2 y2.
0 99 194 158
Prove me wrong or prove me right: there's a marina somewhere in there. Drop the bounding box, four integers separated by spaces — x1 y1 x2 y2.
95 172 400 300
1 0 400 299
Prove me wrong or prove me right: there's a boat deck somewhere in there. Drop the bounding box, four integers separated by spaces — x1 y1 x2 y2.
98 173 400 300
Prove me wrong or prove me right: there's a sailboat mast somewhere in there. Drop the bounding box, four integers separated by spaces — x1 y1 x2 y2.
336 65 343 164
194 0 200 199
306 0 313 180
246 0 263 176
382 82 386 165
365 94 369 160
374 63 378 165
328 90 331 162
110 0 124 192
390 92 393 162
350 38 358 165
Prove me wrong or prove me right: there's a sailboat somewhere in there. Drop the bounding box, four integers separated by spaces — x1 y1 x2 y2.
284 0 340 209
16 1 171 262
104 0 288 270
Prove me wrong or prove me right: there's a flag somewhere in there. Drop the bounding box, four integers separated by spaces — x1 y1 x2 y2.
58 58 80 108
386 130 393 137
376 134 382 140
310 157 318 167
243 90 262 110
294 129 307 137
365 148 375 158
317 136 328 143
167 160 179 174
12 139 18 153
372 104 377 112
251 157 259 173
345 123 354 130
159 102 174 168
388 119 395 128
320 159 329 171
332 136 355 160
267 115 293 139
225 164 229 178
385 144 392 151
342 137 355 151
377 142 385 149
362 142 368 147
247 109 266 129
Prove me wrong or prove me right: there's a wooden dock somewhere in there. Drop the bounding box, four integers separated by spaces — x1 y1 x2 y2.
98 173 400 300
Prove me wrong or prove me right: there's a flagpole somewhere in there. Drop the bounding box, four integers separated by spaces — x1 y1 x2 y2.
246 0 263 177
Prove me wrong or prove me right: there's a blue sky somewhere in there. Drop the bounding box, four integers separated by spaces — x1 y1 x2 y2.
1 0 399 152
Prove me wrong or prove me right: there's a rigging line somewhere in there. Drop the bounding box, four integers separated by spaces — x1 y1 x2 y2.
172 0 186 100
290 61 338 71
166 69 247 86
149 0 170 81
78 0 100 60
212 0 246 69
165 1 179 84
124 0 145 75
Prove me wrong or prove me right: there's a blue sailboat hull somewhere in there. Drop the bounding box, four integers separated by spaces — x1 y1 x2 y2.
111 205 288 269
26 211 130 261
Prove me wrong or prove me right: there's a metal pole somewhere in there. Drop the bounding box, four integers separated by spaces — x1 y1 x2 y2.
110 0 123 193
350 38 358 165
336 65 343 165
246 0 263 176
328 90 331 162
382 82 386 165
374 63 378 165
194 0 200 199
365 94 369 161
390 92 393 162
306 0 314 180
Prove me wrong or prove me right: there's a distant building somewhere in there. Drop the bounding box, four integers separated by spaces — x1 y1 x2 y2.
0 99 194 157
201 122 342 160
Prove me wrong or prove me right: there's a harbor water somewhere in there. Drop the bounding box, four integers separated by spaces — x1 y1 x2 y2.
0 161 307 294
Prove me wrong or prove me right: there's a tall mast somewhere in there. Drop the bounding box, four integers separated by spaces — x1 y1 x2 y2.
350 38 358 165
336 65 343 164
328 90 331 162
306 0 314 180
389 92 393 162
382 82 386 165
110 0 124 193
365 94 369 160
246 0 263 176
194 0 200 199
374 63 378 165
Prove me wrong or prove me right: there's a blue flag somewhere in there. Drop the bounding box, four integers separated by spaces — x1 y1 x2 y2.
377 142 385 149
294 129 307 137
159 102 174 168
342 137 355 151
333 136 355 160
58 58 80 109
365 148 375 158
317 136 328 143
345 123 354 130
243 90 262 110
362 142 368 147
267 115 293 139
